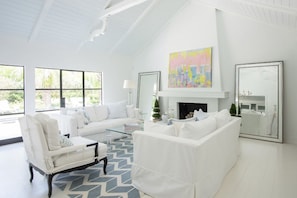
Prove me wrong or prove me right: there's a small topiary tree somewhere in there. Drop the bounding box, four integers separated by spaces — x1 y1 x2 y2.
152 98 161 121
229 103 236 116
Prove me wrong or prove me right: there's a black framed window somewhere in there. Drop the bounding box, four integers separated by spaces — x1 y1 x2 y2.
0 65 24 115
0 65 24 144
36 68 102 111
84 71 102 106
61 70 83 108
35 68 60 111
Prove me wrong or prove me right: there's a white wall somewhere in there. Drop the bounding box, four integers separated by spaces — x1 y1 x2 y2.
216 11 297 144
133 1 223 117
132 2 297 144
134 1 222 91
0 36 133 113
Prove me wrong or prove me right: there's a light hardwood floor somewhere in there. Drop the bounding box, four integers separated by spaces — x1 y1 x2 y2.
0 138 296 198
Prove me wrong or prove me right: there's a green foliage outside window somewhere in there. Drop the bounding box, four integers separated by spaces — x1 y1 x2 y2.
0 65 24 114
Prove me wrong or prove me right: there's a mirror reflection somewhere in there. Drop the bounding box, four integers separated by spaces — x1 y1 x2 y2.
137 71 160 121
235 62 283 142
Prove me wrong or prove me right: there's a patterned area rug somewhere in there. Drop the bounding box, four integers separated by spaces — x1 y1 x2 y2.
54 136 140 198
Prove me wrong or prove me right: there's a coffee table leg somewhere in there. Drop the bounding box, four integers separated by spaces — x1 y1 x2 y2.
105 130 112 146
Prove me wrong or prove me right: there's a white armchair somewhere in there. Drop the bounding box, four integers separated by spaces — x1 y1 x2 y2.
18 113 108 198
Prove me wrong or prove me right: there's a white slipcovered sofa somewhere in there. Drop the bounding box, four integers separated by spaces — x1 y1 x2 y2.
132 109 241 198
53 101 140 141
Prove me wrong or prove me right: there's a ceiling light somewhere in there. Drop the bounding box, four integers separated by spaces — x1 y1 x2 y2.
100 0 149 18
89 0 149 42
89 17 108 41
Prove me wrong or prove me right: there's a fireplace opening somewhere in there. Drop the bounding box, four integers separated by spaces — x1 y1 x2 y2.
178 102 207 119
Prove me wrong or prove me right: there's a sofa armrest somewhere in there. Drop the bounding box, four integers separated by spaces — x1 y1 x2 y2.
133 131 202 182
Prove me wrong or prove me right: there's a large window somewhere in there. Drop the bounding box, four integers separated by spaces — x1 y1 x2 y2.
84 72 102 106
0 65 24 114
0 65 24 143
62 70 83 108
35 68 60 111
35 68 102 111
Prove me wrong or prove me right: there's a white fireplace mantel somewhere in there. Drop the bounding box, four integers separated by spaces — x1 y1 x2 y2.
157 90 229 117
158 90 229 99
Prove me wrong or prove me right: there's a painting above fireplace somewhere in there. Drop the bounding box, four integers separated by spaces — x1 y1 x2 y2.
168 47 212 88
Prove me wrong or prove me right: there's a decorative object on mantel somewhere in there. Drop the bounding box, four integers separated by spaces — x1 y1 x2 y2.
161 113 168 123
229 103 237 116
152 98 161 121
168 47 212 88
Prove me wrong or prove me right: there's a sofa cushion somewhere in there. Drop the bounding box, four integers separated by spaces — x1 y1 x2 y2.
34 113 61 151
169 117 197 136
72 112 85 129
84 106 97 122
144 121 176 136
94 105 108 121
107 101 127 119
179 116 217 140
214 109 232 128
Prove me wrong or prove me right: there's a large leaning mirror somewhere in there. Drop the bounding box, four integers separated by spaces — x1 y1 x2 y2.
235 61 283 143
137 71 160 121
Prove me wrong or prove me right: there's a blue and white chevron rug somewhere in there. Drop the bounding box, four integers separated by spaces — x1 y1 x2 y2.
54 136 141 198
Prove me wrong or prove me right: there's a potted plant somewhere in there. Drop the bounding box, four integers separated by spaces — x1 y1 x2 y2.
229 103 236 116
152 98 161 121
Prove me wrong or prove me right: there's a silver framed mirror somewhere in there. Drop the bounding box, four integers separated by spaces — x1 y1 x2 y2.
235 61 283 143
137 71 161 121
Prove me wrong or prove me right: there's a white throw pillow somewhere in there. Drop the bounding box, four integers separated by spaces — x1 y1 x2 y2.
214 109 232 128
126 105 135 118
94 105 108 121
77 109 90 125
179 116 217 140
84 106 97 122
144 121 176 136
44 118 62 150
169 117 197 136
193 108 209 121
60 136 73 147
107 101 127 119
72 112 85 129
34 114 61 151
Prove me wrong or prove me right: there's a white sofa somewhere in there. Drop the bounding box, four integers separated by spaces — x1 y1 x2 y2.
53 101 140 141
132 110 241 198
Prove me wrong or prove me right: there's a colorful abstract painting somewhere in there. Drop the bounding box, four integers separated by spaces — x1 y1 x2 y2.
168 47 212 88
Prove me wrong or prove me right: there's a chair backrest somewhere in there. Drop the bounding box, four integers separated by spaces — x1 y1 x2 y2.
19 115 52 171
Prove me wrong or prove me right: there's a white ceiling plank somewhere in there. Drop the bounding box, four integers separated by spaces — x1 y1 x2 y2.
234 0 297 16
28 0 55 42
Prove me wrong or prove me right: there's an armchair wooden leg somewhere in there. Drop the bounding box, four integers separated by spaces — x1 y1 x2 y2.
47 174 54 198
102 157 108 174
29 164 34 182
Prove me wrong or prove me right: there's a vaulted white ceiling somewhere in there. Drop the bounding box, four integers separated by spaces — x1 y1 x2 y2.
199 0 297 30
0 0 296 56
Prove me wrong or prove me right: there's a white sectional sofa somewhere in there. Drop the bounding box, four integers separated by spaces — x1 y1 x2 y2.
132 109 241 198
53 101 140 141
